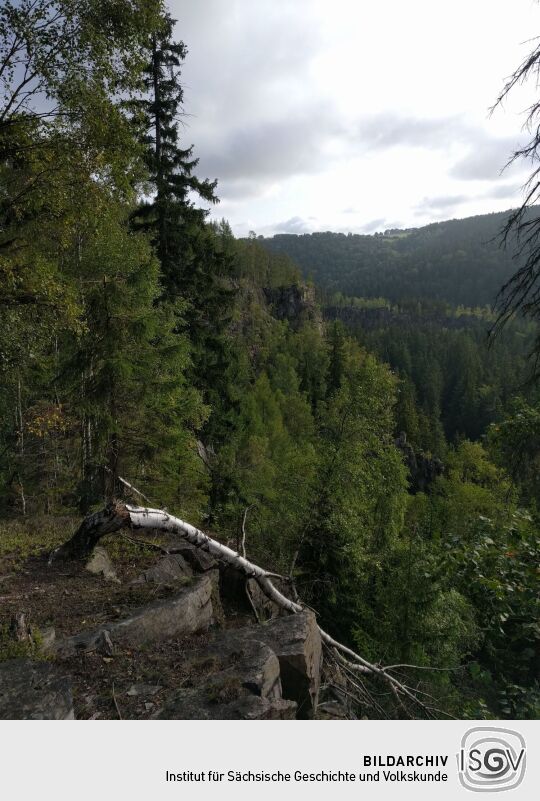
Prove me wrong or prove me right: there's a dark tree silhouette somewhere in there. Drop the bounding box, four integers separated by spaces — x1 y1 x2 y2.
492 30 540 369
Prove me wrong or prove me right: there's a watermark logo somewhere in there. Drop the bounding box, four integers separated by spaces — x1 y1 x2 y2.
458 727 526 792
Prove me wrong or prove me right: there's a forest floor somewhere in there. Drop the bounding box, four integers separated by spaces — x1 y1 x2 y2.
0 518 254 719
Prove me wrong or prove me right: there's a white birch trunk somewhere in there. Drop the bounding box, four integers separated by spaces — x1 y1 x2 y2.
126 505 304 615
54 502 394 682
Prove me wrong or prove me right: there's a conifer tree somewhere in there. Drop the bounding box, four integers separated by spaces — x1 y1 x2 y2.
64 204 207 515
131 13 232 332
129 12 235 418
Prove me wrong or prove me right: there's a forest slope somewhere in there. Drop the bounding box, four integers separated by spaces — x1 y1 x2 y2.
261 209 539 307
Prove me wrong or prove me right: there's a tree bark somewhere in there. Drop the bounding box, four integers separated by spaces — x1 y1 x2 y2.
52 500 130 561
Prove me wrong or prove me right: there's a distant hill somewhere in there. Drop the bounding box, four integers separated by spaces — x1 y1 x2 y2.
260 209 534 308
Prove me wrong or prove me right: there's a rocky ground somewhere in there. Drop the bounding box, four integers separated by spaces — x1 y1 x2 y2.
0 521 346 720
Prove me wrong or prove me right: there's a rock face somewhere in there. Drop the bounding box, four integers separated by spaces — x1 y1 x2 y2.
32 537 326 719
85 546 119 583
395 432 444 494
243 611 322 718
263 284 320 329
0 659 74 720
158 638 296 720
218 567 288 622
158 611 321 720
246 577 288 621
168 541 217 572
132 553 193 585
56 572 218 656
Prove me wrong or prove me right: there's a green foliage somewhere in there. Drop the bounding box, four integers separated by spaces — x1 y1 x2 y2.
488 398 540 517
0 2 538 722
62 204 208 514
262 211 529 307
409 442 540 718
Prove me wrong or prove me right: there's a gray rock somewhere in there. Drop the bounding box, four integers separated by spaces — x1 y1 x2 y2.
157 613 321 720
246 577 289 621
158 638 296 720
85 546 119 583
56 572 217 656
131 553 193 586
0 659 74 720
218 568 288 621
168 541 217 572
242 611 322 718
198 637 283 700
159 688 296 720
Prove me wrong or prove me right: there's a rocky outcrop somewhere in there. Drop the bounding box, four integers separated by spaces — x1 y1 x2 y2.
242 611 322 718
56 572 218 656
168 541 217 572
159 687 296 720
395 432 444 494
162 611 322 719
158 637 296 720
131 553 193 585
7 535 326 719
263 283 320 329
0 659 74 720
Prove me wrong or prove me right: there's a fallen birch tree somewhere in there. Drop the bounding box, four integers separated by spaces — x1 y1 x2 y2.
53 499 451 718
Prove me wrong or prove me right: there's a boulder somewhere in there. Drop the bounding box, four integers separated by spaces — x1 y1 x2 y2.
0 659 74 720
131 553 193 586
158 688 296 720
242 611 322 718
218 568 287 621
56 572 218 656
246 577 289 621
85 546 119 583
168 541 217 572
158 638 296 720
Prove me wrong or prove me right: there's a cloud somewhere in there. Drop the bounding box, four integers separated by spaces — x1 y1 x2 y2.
201 112 477 201
484 181 523 200
198 103 341 194
272 216 312 234
449 136 524 181
413 182 524 219
354 113 472 152
414 194 469 216
202 106 523 203
357 217 388 233
168 0 534 229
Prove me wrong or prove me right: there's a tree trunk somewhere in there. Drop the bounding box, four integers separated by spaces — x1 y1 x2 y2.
52 501 437 711
52 501 130 561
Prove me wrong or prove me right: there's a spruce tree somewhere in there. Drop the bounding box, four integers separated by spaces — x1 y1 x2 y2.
64 203 207 515
131 13 233 353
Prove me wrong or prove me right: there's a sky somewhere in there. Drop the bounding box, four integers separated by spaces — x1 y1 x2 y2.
170 0 540 237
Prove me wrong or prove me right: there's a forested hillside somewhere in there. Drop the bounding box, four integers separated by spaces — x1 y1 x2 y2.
0 1 538 721
263 211 537 306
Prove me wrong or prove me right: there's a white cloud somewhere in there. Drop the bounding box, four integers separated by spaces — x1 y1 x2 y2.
170 0 539 235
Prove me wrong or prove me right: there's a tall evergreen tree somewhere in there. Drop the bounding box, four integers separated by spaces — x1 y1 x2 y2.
64 203 207 514
130 13 234 403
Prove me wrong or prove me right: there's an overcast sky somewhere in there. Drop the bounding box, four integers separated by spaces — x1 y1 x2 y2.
170 0 540 237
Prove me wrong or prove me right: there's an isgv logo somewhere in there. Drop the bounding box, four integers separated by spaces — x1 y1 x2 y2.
458 727 526 792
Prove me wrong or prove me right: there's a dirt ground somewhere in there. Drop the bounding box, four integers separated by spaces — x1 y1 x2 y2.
0 519 254 719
